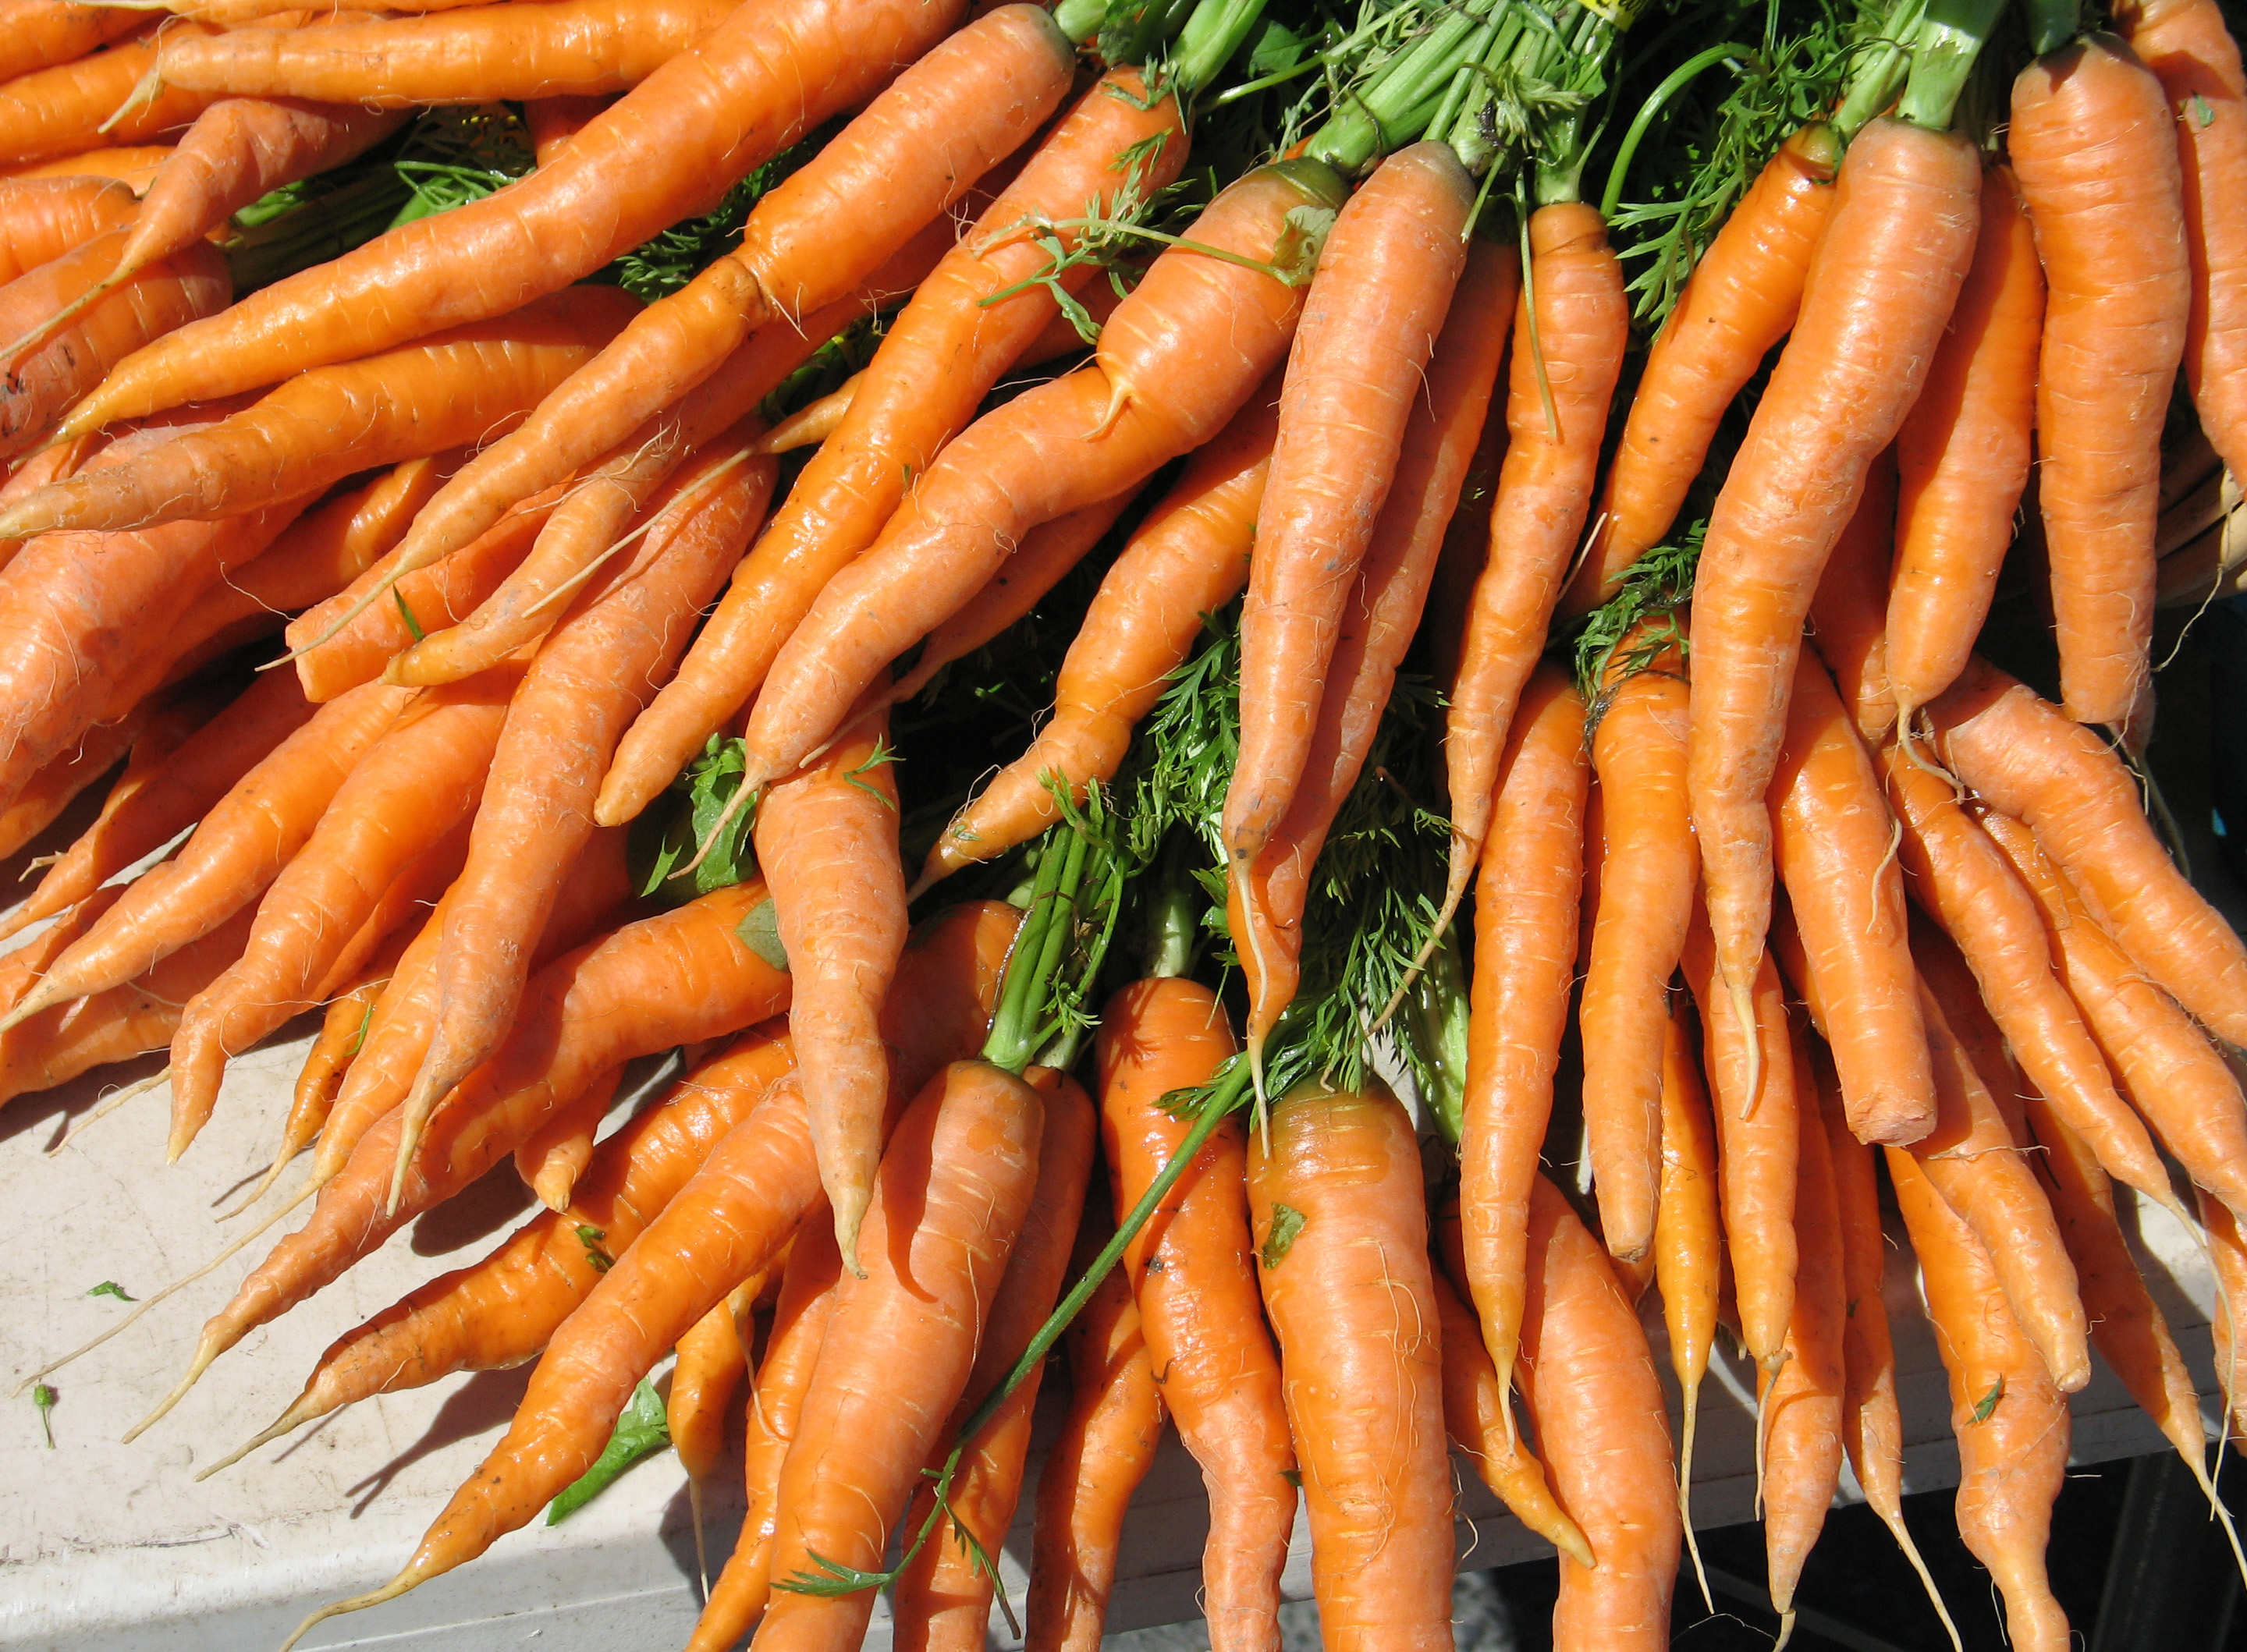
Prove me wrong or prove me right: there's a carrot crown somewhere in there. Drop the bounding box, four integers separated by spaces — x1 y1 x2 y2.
979 787 1129 1076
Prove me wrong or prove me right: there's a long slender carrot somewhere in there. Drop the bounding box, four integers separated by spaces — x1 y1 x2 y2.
511 1062 623 1212
1887 1147 2072 1652
1650 1005 1720 1602
0 174 134 282
1564 122 1844 615
282 916 420 1169
1459 664 1589 1399
911 379 1282 893
2010 33 2189 727
669 1276 754 1591
1248 1080 1453 1651
1098 975 1293 1652
0 1 147 85
1804 445 1897 747
0 27 218 171
154 0 737 105
1518 1174 1684 1649
2202 1189 2247 1441
1688 115 1980 1033
52 0 973 437
1931 658 2247 1044
1428 202 1628 970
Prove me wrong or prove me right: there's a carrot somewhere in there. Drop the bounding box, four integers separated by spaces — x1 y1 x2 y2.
511 1062 623 1211
891 1069 1095 1652
1428 203 1627 972
595 66 1194 828
522 93 612 164
1458 664 1589 1399
669 1276 754 1590
0 668 315 943
1564 123 1844 615
1097 975 1293 1652
0 285 641 541
1887 1147 2072 1652
1887 166 2043 727
1651 1005 1720 1602
736 159 1345 800
2203 1189 2247 1440
154 0 737 105
0 881 119 1016
388 438 774 1191
1248 1081 1452 1650
52 0 974 437
0 695 157 863
1518 1175 1684 1649
1880 741 2181 1214
1231 232 1512 1057
282 916 418 1168
1 228 229 459
1687 115 1980 1035
0 174 134 282
687 1204 843 1652
0 1 147 85
1759 1032 1846 1642
1770 650 1933 1143
1024 1216 1166 1652
1681 900 1799 1370
0 27 218 171
1224 142 1471 940
1979 807 2247 1223
1580 631 1695 1264
1931 658 2247 1044
351 5 1076 613
0 145 173 190
2010 33 2189 727
911 379 1281 893
1803 445 1897 747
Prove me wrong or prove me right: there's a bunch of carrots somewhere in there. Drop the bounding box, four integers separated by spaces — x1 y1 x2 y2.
4 0 2247 1643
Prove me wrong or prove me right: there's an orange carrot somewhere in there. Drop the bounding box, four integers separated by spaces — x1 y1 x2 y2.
1248 1081 1453 1651
669 1275 754 1586
522 93 613 164
0 695 158 863
1565 123 1844 614
282 916 419 1168
0 27 218 172
1804 444 1897 746
0 174 134 282
1687 115 1980 1033
511 1062 623 1212
2010 34 2189 726
1652 1005 1721 1597
0 145 173 190
2202 1189 2247 1440
0 1 146 85
1518 1174 1684 1649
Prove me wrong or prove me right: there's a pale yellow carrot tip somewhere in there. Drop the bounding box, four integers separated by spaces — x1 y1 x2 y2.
680 772 761 881
276 1571 420 1652
0 983 63 1038
122 1334 219 1443
98 71 165 138
216 1148 296 1221
832 1195 870 1283
1732 973 1762 1122
46 1065 170 1155
1678 1380 1712 1612
1882 1509 1962 1652
1772 1608 1796 1652
195 1394 319 1483
688 1475 710 1601
1369 877 1464 1041
903 863 944 906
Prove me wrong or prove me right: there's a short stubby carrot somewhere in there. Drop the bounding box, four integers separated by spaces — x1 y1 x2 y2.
1887 165 2043 725
1770 651 1933 1143
1223 141 1471 906
1564 122 1844 615
0 175 133 282
1248 1081 1454 1652
0 1 146 86
1805 445 1897 747
1888 1149 2073 1652
1099 976 1293 1652
1687 115 1980 1021
914 379 1281 892
738 158 1346 796
1931 658 2247 1045
51 0 971 436
512 1063 623 1212
1458 665 1589 1399
2011 34 2189 726
1518 1175 1684 1650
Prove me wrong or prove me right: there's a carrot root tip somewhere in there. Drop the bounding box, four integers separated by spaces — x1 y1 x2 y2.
1773 1608 1796 1652
122 1337 219 1443
1883 1511 1962 1652
275 1570 421 1652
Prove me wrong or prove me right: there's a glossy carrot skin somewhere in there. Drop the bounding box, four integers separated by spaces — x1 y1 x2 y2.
0 27 218 172
1813 1056 1906 1530
0 174 133 281
0 0 145 84
1249 1083 1454 1652
1099 977 1291 1652
1652 1007 1720 1425
1805 445 1897 746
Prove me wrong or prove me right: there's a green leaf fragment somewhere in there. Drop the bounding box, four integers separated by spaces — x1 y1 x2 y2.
547 1378 668 1522
1260 1204 1306 1270
32 1384 55 1448
737 899 790 974
86 1281 135 1302
393 590 425 643
1972 1376 2004 1424
576 1224 613 1274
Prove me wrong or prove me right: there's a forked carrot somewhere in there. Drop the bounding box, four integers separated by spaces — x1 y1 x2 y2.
279 915 422 1177
2202 1189 2247 1441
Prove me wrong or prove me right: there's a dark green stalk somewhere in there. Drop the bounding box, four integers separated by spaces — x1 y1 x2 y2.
1053 0 1109 46
1599 41 1757 220
1830 0 1927 140
223 170 412 296
981 824 1090 1076
1206 7 1398 108
1170 0 1268 97
1141 839 1200 980
1894 0 2007 129
1303 0 1509 175
2024 0 2079 56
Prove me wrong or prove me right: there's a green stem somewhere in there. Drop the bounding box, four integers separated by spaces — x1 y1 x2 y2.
1205 7 1395 108
1302 0 1508 175
1599 41 1756 221
1830 0 1927 140
1895 0 2007 129
1053 0 1108 47
223 170 412 296
1141 840 1199 980
1170 0 1266 97
981 827 1088 1074
1408 932 1471 1146
2024 0 2079 55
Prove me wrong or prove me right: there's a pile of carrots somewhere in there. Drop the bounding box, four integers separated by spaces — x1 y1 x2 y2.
5 0 2247 1643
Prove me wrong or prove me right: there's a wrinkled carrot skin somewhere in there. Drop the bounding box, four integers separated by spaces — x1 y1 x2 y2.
55 0 970 435
598 73 1189 828
1025 1226 1165 1652
154 0 737 105
1805 445 1897 747
1248 1083 1453 1652
1519 1175 1684 1649
1566 123 1844 615
0 884 118 1019
1888 1150 2072 1652
1225 140 1471 899
1888 167 2044 721
1233 235 1510 1049
1770 651 1933 1143
1581 636 1695 1263
2011 35 2189 726
2117 0 2247 477
742 160 1344 792
0 175 133 282
670 1283 751 1492
1688 117 1981 1008
892 1071 1096 1652
747 1062 1046 1652
917 380 1280 888
1 232 230 460
0 697 154 863
687 1210 842 1652
0 27 219 171
1933 658 2247 1045
1880 744 2176 1211
1098 977 1291 1652
1979 809 2247 1223
0 1 145 85
1460 665 1588 1398
513 1062 623 1211
1439 204 1627 936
